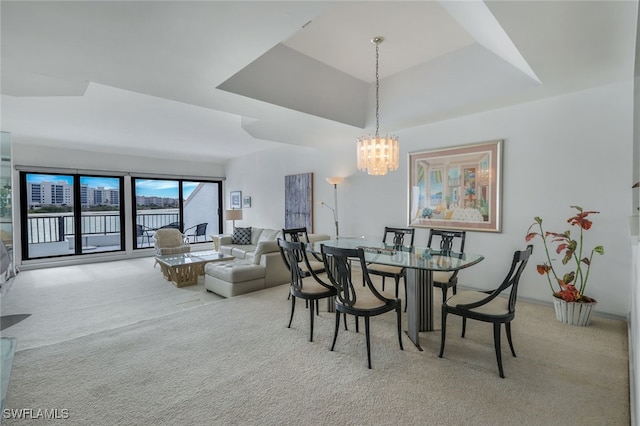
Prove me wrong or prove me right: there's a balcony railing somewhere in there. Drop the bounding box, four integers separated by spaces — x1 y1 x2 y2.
26 213 180 244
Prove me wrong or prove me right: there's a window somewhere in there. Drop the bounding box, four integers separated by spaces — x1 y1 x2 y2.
19 171 222 259
132 178 221 249
20 172 124 259
79 176 123 254
182 181 220 244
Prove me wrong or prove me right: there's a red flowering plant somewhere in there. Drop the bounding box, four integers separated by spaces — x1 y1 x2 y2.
525 206 604 303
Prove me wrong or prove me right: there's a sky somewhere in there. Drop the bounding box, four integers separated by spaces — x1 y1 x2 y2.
27 174 118 189
135 179 198 199
26 174 199 199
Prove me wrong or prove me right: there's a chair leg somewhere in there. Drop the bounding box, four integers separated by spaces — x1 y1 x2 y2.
343 313 349 331
355 315 359 333
438 308 447 358
396 305 404 350
461 317 467 338
331 311 340 351
506 322 517 357
365 316 372 369
288 295 296 328
403 277 408 312
441 285 448 304
315 299 319 315
394 275 400 298
494 323 505 378
309 297 315 342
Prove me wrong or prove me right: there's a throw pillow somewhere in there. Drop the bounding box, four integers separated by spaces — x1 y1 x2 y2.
232 227 252 245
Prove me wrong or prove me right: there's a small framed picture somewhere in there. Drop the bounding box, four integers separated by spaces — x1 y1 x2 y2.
230 191 242 209
242 196 252 208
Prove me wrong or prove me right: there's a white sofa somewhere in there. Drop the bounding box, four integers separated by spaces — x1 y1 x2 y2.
205 227 330 298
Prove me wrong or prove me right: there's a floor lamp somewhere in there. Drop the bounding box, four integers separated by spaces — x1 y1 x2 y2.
325 177 343 238
225 209 243 232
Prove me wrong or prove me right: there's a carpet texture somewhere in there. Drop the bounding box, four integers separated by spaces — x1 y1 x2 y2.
0 258 630 425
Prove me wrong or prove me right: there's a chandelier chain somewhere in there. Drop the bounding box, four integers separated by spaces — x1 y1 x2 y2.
375 39 380 138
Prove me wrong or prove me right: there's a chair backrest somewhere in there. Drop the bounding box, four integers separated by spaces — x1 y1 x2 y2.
278 238 327 289
154 228 185 248
457 245 533 314
427 229 466 254
160 222 181 231
136 224 146 237
280 228 309 267
382 226 415 248
282 227 310 243
194 223 207 236
501 245 533 313
321 244 391 308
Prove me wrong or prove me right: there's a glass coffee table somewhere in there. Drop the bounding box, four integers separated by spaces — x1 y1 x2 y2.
155 250 234 287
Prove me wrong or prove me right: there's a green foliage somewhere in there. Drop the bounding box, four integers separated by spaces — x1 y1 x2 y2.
525 206 604 302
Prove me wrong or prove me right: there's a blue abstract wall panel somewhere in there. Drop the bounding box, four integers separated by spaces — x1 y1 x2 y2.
284 173 313 232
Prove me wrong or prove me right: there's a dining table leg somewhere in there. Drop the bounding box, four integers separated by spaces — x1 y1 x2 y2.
405 268 434 351
327 296 335 313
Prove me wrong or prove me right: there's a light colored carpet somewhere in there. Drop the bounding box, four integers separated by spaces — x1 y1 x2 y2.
1 257 223 350
0 258 630 425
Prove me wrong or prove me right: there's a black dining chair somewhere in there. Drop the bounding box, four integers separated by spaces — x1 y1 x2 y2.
278 238 336 342
321 244 403 369
427 229 466 302
438 245 533 378
282 227 325 275
367 226 415 310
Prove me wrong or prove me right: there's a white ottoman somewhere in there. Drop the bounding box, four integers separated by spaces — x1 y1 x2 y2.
204 260 266 298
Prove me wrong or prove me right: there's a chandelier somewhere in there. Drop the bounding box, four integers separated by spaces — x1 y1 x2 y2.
356 36 399 176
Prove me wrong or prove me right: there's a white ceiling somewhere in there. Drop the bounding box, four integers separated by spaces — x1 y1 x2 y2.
1 1 637 163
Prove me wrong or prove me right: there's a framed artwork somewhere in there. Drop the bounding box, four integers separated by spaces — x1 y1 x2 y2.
242 196 251 208
284 173 313 232
408 140 502 232
230 191 242 209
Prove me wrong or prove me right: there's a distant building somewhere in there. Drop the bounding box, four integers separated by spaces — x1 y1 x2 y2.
135 195 178 208
27 181 120 208
27 181 73 207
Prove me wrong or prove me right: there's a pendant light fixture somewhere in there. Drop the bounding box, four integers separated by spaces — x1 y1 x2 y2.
356 36 399 176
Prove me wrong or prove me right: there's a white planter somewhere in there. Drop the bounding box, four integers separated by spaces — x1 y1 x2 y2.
553 297 597 326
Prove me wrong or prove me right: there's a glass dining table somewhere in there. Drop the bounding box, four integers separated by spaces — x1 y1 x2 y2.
312 238 484 350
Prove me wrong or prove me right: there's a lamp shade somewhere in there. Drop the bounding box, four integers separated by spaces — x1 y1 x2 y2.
225 209 243 220
326 177 344 185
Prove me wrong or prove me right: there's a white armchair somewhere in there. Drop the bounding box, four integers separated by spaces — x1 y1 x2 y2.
153 228 191 256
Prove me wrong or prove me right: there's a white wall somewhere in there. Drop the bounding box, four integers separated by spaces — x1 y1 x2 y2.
226 80 634 316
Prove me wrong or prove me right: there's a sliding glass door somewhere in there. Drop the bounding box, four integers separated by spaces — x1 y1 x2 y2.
183 180 220 244
79 176 123 254
133 179 180 249
20 172 124 259
132 178 221 249
19 172 221 259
